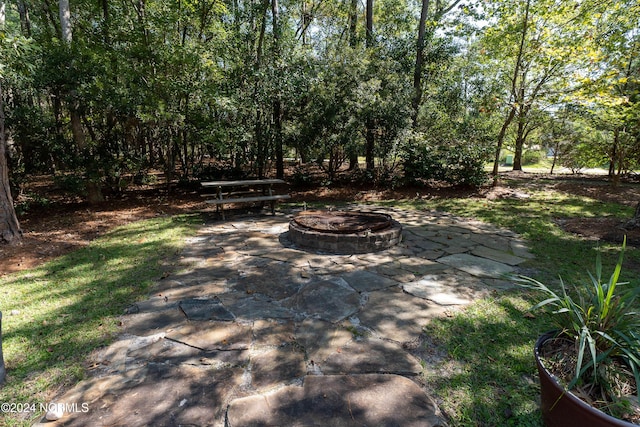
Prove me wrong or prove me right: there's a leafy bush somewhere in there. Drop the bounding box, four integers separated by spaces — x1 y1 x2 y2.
193 162 247 181
290 165 315 189
402 134 490 187
14 193 51 216
559 142 607 173
54 174 87 196
522 150 544 166
133 171 157 185
345 167 403 189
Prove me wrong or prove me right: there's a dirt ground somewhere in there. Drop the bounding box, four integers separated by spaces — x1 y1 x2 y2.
2 171 640 277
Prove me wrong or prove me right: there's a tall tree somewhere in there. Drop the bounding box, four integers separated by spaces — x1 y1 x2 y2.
0 28 23 244
272 0 284 179
490 0 530 178
364 0 375 170
0 311 6 384
575 0 640 184
59 0 72 42
412 0 430 128
486 0 592 176
411 0 463 128
347 0 360 170
17 1 31 37
59 0 104 202
365 0 373 47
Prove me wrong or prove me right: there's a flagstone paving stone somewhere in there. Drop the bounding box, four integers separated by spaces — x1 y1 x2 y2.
178 298 235 321
36 205 534 427
319 337 423 375
167 322 253 351
438 253 517 278
295 319 354 364
357 288 449 343
251 319 296 347
250 346 307 390
471 245 528 266
340 270 397 292
226 374 445 427
283 278 362 322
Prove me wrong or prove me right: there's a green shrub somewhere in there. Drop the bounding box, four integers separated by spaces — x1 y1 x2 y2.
15 193 51 215
402 136 490 187
193 162 247 181
522 150 544 166
54 174 86 196
290 165 315 188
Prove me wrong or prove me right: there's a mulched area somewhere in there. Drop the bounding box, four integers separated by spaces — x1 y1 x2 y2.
526 173 640 246
559 216 640 246
1 186 206 276
2 171 640 277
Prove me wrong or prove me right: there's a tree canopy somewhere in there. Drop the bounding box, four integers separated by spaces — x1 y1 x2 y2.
1 0 639 241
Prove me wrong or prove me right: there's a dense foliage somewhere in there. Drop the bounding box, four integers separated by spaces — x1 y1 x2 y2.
0 0 639 202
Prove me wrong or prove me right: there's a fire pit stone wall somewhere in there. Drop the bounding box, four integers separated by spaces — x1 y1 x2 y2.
288 210 403 254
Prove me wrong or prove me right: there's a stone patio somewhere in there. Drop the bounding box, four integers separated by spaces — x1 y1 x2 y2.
35 205 533 427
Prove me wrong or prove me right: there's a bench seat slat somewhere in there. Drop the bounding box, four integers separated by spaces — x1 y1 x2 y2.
201 179 286 187
205 194 291 205
201 190 265 198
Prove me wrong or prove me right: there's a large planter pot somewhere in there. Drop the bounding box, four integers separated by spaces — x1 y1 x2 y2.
535 332 637 427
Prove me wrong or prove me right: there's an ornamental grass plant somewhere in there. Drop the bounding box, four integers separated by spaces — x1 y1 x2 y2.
516 237 640 420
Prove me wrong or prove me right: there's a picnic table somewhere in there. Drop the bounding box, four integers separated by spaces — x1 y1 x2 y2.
201 179 290 219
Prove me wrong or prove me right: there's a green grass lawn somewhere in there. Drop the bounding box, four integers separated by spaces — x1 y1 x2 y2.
424 293 550 426
0 214 201 426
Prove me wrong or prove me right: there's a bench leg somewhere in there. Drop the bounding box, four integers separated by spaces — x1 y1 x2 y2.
217 186 225 220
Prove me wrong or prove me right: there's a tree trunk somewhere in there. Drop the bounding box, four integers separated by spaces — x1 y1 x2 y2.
59 0 72 42
365 126 375 170
364 0 375 171
365 0 373 47
412 0 430 128
61 0 104 203
609 129 619 177
0 1 5 29
512 110 526 171
491 0 530 181
625 202 640 229
255 109 265 178
272 0 284 179
349 0 358 46
0 80 22 244
550 140 560 174
102 0 110 43
17 1 32 37
252 0 269 178
134 0 149 45
492 106 516 180
71 107 104 203
347 0 359 170
273 98 284 179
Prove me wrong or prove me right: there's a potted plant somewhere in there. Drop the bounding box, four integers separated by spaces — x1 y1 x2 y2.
516 238 640 426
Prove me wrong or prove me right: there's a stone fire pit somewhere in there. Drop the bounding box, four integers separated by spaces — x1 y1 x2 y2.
288 210 402 254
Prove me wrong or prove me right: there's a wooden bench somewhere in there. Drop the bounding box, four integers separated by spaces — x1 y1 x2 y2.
201 179 290 219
